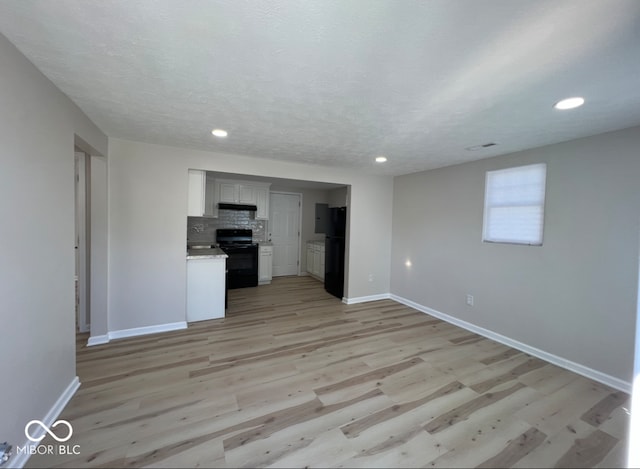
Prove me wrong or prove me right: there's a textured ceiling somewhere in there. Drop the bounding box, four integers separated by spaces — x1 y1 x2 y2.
1 1 640 176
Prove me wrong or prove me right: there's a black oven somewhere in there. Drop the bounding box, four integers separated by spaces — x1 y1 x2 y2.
216 229 258 289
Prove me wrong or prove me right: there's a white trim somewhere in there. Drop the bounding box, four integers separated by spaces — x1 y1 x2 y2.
343 293 391 305
86 322 188 346
11 377 80 469
74 151 90 334
86 334 109 347
391 294 632 394
627 245 640 467
108 321 187 341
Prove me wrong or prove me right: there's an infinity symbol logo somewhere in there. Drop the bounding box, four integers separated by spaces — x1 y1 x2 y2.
25 420 73 443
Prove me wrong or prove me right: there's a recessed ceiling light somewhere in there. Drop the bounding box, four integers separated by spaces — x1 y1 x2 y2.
375 156 387 163
553 97 585 110
211 129 228 137
465 142 498 151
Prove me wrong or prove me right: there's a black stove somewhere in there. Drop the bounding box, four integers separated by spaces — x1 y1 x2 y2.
216 229 255 247
216 229 258 288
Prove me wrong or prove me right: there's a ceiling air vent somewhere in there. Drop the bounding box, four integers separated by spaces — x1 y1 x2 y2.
465 142 498 151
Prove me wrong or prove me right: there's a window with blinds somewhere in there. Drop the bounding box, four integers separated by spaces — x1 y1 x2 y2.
482 163 547 245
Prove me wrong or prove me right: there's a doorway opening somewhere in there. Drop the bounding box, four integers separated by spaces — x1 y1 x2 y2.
74 141 108 347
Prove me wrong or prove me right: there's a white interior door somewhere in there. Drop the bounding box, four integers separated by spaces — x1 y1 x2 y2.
269 192 301 277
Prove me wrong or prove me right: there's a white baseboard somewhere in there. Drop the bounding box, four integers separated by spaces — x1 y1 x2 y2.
343 293 391 305
86 334 109 346
11 377 80 469
86 321 188 346
108 321 188 341
391 294 632 394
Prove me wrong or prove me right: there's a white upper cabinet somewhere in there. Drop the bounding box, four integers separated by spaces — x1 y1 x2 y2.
188 170 218 217
187 170 205 217
205 173 217 217
218 182 238 204
213 178 271 219
238 184 257 204
218 182 259 205
254 186 270 220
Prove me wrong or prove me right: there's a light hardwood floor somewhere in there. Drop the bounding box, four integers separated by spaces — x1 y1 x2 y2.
28 276 629 468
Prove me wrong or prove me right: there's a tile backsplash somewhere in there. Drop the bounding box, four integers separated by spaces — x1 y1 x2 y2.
187 211 268 245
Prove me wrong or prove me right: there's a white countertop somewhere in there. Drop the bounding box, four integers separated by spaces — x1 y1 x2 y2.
186 247 228 259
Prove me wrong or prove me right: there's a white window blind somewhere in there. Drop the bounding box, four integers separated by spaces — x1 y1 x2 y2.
482 163 547 245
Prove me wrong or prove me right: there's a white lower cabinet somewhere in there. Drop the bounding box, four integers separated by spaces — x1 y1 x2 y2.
306 243 314 277
259 245 273 285
306 241 325 281
186 257 226 322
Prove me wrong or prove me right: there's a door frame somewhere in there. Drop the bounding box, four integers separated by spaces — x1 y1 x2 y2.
269 191 303 276
74 151 90 333
629 224 640 467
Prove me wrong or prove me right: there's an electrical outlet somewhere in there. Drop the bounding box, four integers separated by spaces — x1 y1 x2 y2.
368 274 374 282
466 294 474 306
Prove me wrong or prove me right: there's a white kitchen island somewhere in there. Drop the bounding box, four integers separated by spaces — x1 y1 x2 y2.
186 248 227 322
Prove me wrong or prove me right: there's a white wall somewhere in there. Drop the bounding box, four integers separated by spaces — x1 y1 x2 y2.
391 127 640 386
90 156 109 337
328 187 348 207
0 33 107 454
108 139 393 331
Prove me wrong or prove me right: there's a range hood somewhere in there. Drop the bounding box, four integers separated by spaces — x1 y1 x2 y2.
218 203 258 212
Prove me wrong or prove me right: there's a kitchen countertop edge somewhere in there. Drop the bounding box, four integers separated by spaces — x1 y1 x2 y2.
186 247 228 259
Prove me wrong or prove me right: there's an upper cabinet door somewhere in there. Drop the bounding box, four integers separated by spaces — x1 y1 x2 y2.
204 174 218 217
255 187 270 219
218 182 238 203
187 170 205 217
238 184 257 204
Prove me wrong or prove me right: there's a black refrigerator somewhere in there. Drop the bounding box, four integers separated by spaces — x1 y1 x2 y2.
325 207 346 299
